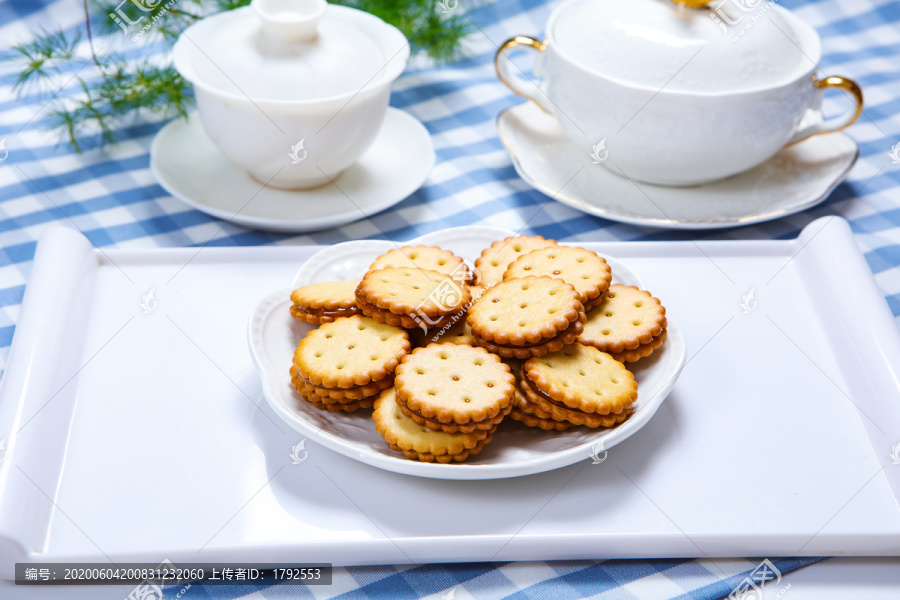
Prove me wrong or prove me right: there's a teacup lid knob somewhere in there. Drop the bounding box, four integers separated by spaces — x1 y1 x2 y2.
251 0 327 43
669 0 712 7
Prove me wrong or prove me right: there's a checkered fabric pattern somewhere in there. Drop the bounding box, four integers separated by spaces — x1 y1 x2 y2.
158 558 818 600
2 0 898 597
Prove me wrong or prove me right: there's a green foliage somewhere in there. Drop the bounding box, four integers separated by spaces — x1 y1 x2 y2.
7 0 470 151
334 0 468 63
11 28 82 91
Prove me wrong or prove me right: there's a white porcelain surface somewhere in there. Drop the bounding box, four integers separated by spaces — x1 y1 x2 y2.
496 1 861 185
173 3 409 188
1 218 900 569
150 109 434 233
249 226 686 480
498 102 860 229
552 0 806 93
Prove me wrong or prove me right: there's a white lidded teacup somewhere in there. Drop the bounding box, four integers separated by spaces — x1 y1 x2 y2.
495 0 863 187
173 0 409 189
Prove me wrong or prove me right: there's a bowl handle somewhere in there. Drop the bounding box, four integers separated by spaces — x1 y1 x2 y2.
495 36 555 114
787 76 863 145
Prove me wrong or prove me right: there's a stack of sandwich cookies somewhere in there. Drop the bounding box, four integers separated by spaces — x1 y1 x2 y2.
290 315 410 412
356 267 472 330
578 284 667 363
368 245 474 283
475 234 558 290
284 234 669 463
373 388 495 463
509 345 595 431
506 353 573 431
394 344 515 434
289 280 361 324
290 366 386 412
468 276 586 359
509 395 573 431
518 344 637 428
503 246 612 310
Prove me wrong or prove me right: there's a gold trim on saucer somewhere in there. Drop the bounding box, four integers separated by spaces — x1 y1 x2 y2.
669 0 713 8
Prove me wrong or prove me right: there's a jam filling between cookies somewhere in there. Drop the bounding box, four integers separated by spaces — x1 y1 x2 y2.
294 306 360 319
396 396 510 426
522 376 624 416
479 317 583 349
298 373 393 393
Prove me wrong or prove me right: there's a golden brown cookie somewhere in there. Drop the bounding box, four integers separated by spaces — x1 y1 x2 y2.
358 301 455 330
292 369 395 400
425 319 478 346
291 281 360 311
475 235 558 289
293 315 409 388
357 267 472 328
306 396 375 412
373 388 495 463
388 436 493 462
290 305 360 325
510 398 573 431
398 399 513 433
368 246 473 282
609 330 668 363
473 314 585 359
289 280 361 324
523 343 637 416
503 246 611 306
578 285 667 354
467 276 583 345
518 376 632 427
394 344 515 431
289 366 377 412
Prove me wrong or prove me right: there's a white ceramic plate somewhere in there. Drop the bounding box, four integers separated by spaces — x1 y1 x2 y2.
248 226 686 479
150 108 435 233
498 102 860 230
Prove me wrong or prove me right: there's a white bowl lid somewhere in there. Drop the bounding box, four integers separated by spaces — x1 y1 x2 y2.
550 0 812 93
174 0 408 103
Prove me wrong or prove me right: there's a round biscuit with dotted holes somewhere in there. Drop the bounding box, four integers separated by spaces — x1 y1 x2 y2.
356 267 471 319
357 298 455 330
510 397 573 431
519 377 633 428
503 246 611 306
467 276 583 345
394 344 515 425
578 284 667 353
397 400 512 434
290 365 394 400
609 330 668 363
473 313 585 359
372 388 493 461
293 315 409 388
475 235 558 289
523 343 637 415
368 246 472 282
291 280 360 311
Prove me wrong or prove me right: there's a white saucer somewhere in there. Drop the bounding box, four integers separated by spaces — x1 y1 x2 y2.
150 108 435 233
248 225 686 480
497 102 860 229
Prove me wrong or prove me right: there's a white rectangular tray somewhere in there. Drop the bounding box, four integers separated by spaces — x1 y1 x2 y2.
1 217 899 575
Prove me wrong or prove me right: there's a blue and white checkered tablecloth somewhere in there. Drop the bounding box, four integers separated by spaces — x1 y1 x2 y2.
1 0 899 597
